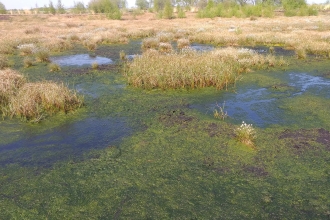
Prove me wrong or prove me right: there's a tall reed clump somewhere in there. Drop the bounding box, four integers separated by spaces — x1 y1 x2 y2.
9 82 83 121
124 48 285 90
0 69 83 122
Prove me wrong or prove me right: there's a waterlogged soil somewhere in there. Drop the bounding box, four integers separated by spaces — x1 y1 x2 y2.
0 43 330 219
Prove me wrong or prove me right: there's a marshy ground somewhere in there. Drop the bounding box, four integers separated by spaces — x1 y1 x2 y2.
0 12 330 219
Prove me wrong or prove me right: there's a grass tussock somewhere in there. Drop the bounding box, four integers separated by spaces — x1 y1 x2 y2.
0 69 82 122
0 55 9 70
177 38 190 49
0 69 25 106
43 39 73 52
23 57 34 68
49 63 61 72
9 82 83 121
141 37 160 51
124 47 286 90
35 49 50 63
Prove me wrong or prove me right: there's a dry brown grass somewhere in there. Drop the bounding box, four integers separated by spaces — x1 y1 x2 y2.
0 68 83 121
124 47 286 90
0 69 25 106
0 55 9 69
9 82 83 121
0 13 330 57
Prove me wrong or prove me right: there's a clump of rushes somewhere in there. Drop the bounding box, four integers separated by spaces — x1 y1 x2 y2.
8 82 83 122
235 121 256 148
49 63 61 72
141 37 159 51
295 47 307 59
124 47 285 90
23 57 34 68
0 69 25 108
91 62 99 69
158 42 173 53
0 55 9 70
35 49 50 63
177 38 190 49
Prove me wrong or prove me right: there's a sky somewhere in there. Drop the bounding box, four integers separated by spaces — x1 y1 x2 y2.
1 0 328 10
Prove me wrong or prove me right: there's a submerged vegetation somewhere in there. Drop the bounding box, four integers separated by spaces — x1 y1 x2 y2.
124 47 286 90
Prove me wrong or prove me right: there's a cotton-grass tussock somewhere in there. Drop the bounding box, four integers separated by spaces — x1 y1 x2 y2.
124 47 285 90
177 38 190 49
8 82 83 122
235 121 256 148
0 69 25 107
141 37 160 51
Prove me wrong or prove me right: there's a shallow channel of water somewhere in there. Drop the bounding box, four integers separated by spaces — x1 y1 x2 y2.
0 117 131 167
194 71 330 128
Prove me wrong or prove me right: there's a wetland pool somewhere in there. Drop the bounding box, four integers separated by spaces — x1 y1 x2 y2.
1 42 330 219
